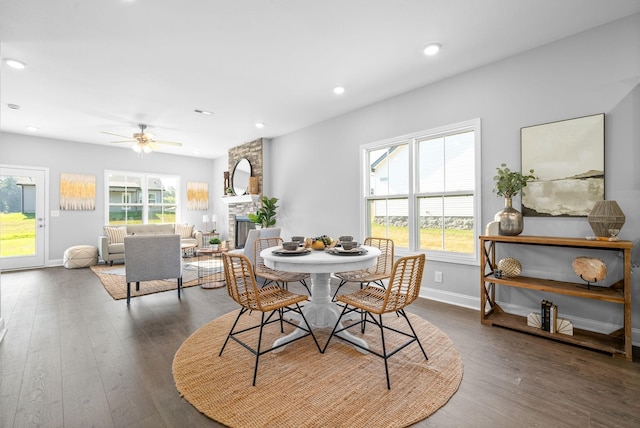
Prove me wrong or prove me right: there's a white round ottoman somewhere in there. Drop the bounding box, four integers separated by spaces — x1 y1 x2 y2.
64 245 98 268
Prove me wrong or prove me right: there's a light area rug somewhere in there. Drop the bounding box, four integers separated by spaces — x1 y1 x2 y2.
90 259 224 300
173 309 464 427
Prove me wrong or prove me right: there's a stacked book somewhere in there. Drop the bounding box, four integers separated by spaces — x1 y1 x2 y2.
540 300 558 333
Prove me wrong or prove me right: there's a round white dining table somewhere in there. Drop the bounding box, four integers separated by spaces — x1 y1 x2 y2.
261 245 381 351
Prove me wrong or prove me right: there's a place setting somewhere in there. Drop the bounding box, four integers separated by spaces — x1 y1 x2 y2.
271 236 311 256
327 235 368 256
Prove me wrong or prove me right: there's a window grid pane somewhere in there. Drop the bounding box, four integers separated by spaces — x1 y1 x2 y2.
369 144 409 196
368 198 409 249
364 121 478 260
107 172 179 226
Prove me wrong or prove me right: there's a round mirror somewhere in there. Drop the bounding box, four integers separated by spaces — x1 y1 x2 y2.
232 158 252 196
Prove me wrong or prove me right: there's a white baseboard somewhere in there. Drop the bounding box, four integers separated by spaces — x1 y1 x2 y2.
419 287 640 347
420 287 480 311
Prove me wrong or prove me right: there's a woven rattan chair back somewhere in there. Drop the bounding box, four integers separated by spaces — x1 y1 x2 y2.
363 237 394 276
222 252 264 311
254 237 311 293
379 253 425 313
332 237 394 300
254 236 283 276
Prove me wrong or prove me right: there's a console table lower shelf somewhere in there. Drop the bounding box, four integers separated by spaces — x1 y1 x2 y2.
482 305 626 356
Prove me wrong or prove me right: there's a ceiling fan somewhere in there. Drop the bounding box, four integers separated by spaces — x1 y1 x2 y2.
101 124 182 154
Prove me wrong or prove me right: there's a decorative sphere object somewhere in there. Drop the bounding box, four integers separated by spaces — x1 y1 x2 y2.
572 256 606 283
497 257 522 277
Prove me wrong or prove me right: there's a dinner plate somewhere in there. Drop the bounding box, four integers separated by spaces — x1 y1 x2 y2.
271 247 312 256
327 248 368 256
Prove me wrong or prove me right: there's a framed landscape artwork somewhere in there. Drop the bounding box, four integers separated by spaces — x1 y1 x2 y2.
521 113 604 217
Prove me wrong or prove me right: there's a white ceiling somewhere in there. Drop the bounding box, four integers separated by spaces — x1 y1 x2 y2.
2 0 640 159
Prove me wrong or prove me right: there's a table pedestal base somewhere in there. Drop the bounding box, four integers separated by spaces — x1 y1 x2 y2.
273 272 368 353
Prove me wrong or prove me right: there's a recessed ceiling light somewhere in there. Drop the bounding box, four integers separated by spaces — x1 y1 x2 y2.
423 43 441 56
255 122 264 128
7 103 21 110
3 58 27 69
194 109 213 115
333 86 345 95
26 126 39 132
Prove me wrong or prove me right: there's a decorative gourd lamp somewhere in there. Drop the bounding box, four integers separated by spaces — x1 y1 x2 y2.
587 200 625 240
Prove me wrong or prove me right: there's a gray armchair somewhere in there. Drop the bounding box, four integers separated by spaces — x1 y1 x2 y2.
230 227 281 267
124 234 182 305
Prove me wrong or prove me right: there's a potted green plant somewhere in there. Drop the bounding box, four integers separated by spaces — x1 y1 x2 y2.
225 187 234 196
209 237 221 250
248 196 278 228
492 163 536 236
493 163 536 199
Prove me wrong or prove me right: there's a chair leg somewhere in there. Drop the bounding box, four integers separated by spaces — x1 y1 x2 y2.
398 309 428 361
331 279 348 301
252 312 267 386
126 282 131 305
219 308 246 356
299 279 310 294
295 303 322 352
377 313 391 390
135 281 140 291
177 277 182 299
322 303 350 352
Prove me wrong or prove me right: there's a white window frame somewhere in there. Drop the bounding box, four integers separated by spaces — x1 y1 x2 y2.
105 170 181 225
360 118 482 265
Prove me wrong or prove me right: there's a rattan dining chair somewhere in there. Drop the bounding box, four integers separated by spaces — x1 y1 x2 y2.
254 237 311 294
322 253 428 389
219 252 321 386
332 237 394 301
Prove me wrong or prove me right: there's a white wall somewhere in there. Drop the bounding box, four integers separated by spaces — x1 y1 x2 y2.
266 14 640 340
0 133 215 264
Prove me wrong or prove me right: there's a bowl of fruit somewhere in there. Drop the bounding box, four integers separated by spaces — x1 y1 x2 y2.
307 235 334 250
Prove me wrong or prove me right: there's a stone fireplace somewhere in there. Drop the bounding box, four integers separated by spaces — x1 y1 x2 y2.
225 138 264 249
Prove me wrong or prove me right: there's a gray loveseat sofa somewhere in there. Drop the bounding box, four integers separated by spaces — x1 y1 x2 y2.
98 223 203 265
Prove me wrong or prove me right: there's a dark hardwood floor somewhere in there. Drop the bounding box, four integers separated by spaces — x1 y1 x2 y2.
1 266 638 427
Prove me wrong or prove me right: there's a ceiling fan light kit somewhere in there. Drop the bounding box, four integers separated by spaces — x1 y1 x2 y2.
102 123 183 155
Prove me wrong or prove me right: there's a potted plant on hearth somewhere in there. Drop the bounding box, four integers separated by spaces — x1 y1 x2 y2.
248 196 278 229
209 237 221 250
492 163 536 236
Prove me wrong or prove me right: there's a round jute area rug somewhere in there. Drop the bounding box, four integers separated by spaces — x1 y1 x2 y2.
173 309 463 427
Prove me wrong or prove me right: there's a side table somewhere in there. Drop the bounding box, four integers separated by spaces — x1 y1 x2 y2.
201 232 220 248
196 247 228 289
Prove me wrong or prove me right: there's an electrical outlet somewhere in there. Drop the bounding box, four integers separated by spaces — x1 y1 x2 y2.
435 271 443 283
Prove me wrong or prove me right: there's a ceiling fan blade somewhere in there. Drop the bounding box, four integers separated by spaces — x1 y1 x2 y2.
101 131 132 139
152 140 183 147
109 140 136 144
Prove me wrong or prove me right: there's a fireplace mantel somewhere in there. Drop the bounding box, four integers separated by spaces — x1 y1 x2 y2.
220 195 261 204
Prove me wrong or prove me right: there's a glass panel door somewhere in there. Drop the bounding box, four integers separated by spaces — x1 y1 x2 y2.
0 166 46 270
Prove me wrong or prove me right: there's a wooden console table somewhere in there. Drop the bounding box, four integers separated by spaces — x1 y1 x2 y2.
480 235 633 361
